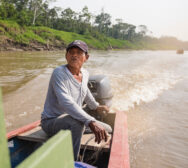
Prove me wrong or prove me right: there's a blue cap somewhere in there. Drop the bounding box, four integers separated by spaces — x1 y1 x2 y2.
66 40 88 53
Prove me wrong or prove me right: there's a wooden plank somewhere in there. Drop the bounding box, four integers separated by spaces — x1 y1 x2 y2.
16 123 112 152
17 125 111 152
7 120 40 139
81 134 111 152
17 130 74 168
0 88 11 168
17 126 49 142
108 111 130 168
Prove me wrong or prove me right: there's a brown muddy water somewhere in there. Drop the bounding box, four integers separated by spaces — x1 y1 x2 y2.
0 50 188 168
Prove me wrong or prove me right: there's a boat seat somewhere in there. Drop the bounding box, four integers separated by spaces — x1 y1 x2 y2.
17 126 49 142
17 126 111 152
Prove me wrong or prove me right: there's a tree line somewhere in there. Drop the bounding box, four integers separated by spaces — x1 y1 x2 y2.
0 0 150 42
1 0 187 49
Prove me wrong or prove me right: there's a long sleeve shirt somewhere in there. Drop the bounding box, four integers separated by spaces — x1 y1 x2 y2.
41 64 99 126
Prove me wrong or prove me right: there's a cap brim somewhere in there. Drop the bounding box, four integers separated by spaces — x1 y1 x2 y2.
66 45 87 53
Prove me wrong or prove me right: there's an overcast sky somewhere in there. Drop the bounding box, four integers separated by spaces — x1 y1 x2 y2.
51 0 188 41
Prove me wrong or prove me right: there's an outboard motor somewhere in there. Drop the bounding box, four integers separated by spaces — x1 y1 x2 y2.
84 75 113 123
88 75 113 107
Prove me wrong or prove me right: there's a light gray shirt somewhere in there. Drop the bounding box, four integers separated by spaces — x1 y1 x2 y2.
41 65 98 126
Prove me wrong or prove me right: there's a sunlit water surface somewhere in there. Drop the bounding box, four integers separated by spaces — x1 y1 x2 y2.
0 50 188 168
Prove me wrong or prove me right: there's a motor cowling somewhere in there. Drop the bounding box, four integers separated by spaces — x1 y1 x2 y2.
88 75 113 107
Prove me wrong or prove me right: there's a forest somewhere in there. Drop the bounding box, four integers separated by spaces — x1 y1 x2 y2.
0 0 187 50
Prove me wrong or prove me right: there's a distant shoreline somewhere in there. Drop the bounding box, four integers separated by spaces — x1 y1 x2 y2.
0 20 130 52
1 20 188 52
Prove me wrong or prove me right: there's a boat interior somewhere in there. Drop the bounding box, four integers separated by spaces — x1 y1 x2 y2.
8 112 116 168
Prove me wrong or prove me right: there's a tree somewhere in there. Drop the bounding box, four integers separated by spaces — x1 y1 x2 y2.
60 8 77 31
29 0 43 25
95 11 111 34
127 25 136 41
48 7 58 28
13 0 30 11
137 25 148 36
76 6 93 35
0 2 17 19
80 6 91 24
29 0 56 25
17 10 31 25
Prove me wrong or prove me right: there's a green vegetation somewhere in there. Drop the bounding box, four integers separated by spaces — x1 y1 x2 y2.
0 19 137 50
0 0 187 51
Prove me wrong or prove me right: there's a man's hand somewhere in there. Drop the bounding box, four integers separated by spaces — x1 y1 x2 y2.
96 105 109 117
89 121 108 144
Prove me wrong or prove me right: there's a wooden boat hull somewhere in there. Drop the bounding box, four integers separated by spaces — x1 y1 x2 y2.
176 49 184 54
7 111 130 168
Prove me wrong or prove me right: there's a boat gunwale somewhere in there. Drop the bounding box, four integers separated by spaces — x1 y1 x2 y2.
7 120 40 139
108 110 130 168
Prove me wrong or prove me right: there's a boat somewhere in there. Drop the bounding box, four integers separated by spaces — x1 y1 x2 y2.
1 75 130 168
176 49 184 54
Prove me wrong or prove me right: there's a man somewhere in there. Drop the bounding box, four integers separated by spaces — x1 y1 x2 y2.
41 40 112 160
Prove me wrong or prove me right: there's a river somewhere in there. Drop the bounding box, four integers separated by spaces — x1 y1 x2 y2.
0 50 188 168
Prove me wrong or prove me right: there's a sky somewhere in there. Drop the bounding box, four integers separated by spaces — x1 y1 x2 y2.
51 0 188 41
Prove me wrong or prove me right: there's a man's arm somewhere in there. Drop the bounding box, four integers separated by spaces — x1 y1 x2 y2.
84 88 99 110
52 69 96 126
84 87 110 143
85 88 109 115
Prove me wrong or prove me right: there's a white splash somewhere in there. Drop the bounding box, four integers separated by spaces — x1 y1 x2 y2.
90 68 181 111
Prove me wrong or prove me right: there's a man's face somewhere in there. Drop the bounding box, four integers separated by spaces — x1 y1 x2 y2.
66 47 89 69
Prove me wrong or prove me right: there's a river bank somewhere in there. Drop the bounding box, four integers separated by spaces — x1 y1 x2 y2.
0 20 134 52
1 20 187 52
